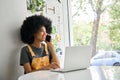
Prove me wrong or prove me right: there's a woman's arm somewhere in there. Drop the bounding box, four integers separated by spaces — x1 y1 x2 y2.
23 63 33 73
46 42 60 68
23 62 59 73
23 63 50 73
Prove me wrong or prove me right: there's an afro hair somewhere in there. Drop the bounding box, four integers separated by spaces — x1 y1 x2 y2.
20 15 52 44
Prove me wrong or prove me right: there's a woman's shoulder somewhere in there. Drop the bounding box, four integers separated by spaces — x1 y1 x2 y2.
20 45 31 58
21 45 29 52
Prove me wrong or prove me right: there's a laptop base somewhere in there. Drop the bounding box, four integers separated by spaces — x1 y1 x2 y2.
51 68 87 73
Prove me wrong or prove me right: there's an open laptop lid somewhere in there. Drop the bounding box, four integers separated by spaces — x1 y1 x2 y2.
63 46 92 71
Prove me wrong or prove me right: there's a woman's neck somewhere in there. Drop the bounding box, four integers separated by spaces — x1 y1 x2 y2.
31 39 42 48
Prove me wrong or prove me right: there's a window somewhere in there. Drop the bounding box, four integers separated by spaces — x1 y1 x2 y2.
67 0 120 66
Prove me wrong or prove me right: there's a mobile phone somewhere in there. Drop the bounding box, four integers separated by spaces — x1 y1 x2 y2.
46 35 51 42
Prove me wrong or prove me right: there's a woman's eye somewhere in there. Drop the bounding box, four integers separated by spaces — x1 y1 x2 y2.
39 30 46 33
39 30 43 32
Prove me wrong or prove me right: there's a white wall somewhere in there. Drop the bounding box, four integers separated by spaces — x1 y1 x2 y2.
0 0 27 80
0 0 70 80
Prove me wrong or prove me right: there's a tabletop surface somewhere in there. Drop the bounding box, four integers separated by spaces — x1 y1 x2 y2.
18 66 120 80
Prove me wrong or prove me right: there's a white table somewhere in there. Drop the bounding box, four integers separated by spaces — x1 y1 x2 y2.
18 66 120 80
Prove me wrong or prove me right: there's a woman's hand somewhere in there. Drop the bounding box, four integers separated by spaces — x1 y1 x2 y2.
49 62 60 69
45 35 53 46
45 34 60 67
42 62 60 70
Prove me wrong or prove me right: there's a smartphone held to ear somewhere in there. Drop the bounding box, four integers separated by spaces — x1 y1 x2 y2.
46 35 51 42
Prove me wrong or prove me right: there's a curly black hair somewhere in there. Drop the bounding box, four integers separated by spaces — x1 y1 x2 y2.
20 15 52 44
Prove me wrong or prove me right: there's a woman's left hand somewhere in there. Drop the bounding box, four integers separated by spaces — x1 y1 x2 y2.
45 34 60 67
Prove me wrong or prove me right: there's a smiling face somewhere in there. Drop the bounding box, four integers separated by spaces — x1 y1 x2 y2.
34 26 47 42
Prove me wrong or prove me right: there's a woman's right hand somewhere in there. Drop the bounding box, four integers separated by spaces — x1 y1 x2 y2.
43 62 60 70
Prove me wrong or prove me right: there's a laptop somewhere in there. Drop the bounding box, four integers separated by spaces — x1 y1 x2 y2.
51 46 92 72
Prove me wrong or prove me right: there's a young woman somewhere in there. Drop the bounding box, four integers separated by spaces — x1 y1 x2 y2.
20 15 60 74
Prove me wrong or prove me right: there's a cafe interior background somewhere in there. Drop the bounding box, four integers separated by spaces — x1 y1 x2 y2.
0 0 120 80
